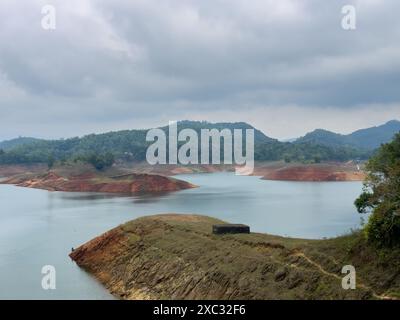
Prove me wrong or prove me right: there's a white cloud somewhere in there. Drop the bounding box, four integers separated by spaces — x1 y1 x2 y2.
0 0 399 140
181 104 400 140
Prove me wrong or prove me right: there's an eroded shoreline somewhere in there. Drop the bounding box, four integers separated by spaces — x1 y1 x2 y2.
0 167 196 193
69 214 399 300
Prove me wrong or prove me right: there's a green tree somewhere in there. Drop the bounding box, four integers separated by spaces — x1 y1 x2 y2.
314 155 321 163
87 152 115 171
355 133 400 247
283 155 292 163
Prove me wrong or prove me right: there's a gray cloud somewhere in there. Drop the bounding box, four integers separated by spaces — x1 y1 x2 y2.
0 0 399 140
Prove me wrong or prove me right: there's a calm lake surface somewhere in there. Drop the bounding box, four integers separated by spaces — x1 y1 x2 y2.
0 172 363 299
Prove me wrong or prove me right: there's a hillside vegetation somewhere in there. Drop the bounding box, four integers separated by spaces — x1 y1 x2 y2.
0 137 42 151
296 120 400 150
0 121 374 165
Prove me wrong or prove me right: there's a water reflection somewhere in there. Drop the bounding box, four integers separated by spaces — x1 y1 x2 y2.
130 191 172 203
52 190 173 204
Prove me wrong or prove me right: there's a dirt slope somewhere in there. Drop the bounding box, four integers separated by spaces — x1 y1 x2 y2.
252 162 366 181
1 171 196 193
70 214 400 300
260 166 365 181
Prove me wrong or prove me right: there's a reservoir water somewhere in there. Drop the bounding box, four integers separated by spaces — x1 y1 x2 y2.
0 172 363 299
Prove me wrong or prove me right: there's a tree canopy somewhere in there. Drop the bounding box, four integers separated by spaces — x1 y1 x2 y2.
355 133 400 247
0 127 370 165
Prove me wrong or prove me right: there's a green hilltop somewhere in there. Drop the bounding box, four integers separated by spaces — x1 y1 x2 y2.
1 120 398 165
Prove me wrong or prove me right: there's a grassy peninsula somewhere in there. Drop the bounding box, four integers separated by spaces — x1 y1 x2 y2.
70 214 400 300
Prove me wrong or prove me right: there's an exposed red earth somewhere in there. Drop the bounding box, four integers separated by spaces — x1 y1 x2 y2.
1 171 196 193
0 161 365 194
70 214 399 300
0 164 46 177
252 163 366 182
123 161 366 182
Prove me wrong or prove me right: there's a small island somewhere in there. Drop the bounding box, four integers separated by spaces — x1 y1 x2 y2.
1 165 196 193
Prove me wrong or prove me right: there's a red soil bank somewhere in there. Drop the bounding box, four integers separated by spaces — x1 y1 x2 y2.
261 166 366 182
2 171 196 193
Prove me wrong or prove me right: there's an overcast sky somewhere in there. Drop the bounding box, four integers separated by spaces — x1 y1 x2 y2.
0 0 399 140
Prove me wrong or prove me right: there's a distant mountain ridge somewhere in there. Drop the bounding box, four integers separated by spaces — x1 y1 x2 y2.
0 121 278 164
295 120 400 150
171 120 276 144
0 137 42 151
0 120 398 165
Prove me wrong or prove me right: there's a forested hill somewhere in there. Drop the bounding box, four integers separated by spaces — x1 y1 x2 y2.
0 137 42 151
295 120 400 150
0 121 378 165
